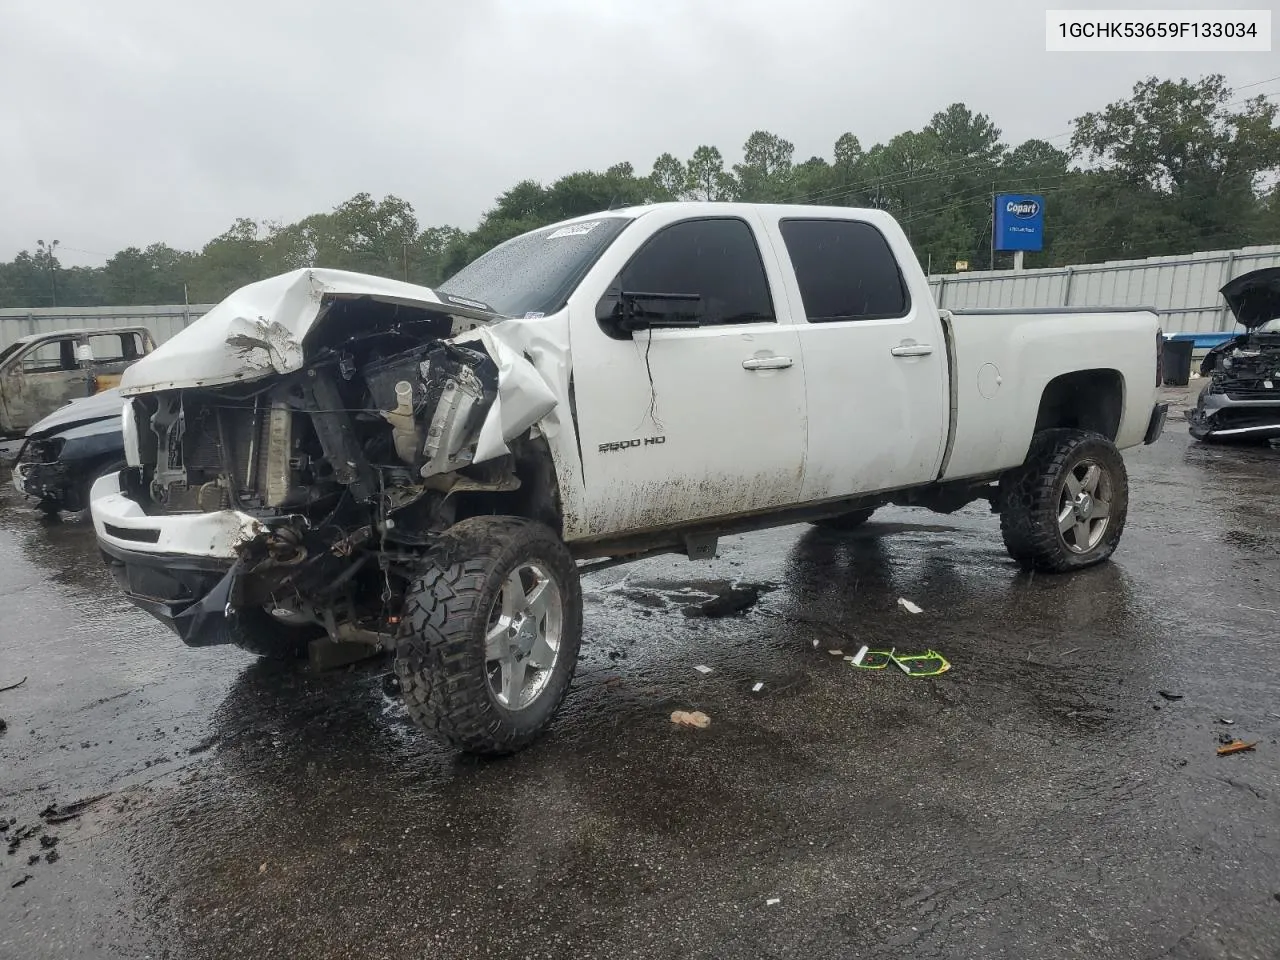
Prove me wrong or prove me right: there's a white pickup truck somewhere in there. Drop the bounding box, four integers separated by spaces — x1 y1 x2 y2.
90 202 1168 754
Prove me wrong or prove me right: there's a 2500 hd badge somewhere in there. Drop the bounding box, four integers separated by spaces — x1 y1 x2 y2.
599 436 666 452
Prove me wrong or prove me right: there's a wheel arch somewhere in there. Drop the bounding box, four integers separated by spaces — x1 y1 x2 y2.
1033 369 1125 441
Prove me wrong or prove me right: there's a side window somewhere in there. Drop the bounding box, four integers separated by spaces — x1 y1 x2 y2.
617 218 775 326
20 339 76 374
779 219 909 322
89 333 131 362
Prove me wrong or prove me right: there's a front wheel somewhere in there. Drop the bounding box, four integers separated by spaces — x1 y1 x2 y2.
395 516 582 756
999 429 1129 573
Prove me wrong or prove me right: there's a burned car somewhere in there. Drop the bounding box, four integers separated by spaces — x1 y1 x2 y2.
1190 267 1280 442
12 387 125 514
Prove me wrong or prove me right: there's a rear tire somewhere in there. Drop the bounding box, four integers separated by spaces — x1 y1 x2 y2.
395 516 582 756
999 429 1128 573
810 508 875 531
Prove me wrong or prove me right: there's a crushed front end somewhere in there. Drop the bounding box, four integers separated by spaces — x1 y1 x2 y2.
1189 268 1280 443
91 272 558 650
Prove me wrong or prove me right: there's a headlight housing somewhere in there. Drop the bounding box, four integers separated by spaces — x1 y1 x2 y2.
122 399 141 466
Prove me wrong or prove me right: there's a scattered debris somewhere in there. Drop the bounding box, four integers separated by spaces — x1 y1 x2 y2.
811 640 819 649
45 849 58 864
850 650 894 670
10 875 31 888
39 836 58 850
694 665 713 675
852 645 869 666
0 718 7 734
889 650 951 676
259 862 268 874
1218 732 1237 746
827 649 844 657
0 676 27 693
751 682 764 693
6 823 41 855
1217 740 1258 756
1158 691 1183 702
26 854 39 866
1220 718 1235 726
670 710 711 730
897 598 923 615
766 898 781 906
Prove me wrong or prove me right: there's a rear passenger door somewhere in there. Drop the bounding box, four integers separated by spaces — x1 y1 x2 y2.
86 331 147 391
770 216 949 500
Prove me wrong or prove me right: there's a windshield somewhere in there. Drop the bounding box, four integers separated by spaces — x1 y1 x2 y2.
438 217 633 318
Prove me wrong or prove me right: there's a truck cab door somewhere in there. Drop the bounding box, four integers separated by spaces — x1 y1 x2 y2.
565 211 807 541
765 215 949 499
85 331 146 391
0 335 94 433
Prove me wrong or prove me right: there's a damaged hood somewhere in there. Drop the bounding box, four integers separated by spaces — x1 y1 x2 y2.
26 387 123 437
1222 268 1280 330
119 269 503 394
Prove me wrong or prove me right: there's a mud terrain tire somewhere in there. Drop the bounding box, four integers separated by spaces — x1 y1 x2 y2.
395 516 582 756
999 428 1128 573
810 508 875 531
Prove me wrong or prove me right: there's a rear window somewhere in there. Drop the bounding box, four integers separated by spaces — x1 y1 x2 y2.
439 217 633 318
779 219 909 322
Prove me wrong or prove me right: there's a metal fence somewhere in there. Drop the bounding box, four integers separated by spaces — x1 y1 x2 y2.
0 303 214 351
2 241 1277 348
928 244 1280 334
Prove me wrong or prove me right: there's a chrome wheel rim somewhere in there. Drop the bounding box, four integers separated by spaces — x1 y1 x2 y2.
1057 458 1113 554
485 563 563 711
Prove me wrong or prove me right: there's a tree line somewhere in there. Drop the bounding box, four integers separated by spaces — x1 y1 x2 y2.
2 74 1276 309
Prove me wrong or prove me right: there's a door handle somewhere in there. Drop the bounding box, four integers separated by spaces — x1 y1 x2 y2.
742 356 793 370
890 343 933 357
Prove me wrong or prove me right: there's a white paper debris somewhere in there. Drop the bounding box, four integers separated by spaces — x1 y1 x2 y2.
852 645 869 666
752 682 764 693
694 664 713 675
766 898 781 906
827 649 843 657
898 598 923 614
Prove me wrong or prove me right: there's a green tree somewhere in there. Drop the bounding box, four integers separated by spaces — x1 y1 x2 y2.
685 146 737 201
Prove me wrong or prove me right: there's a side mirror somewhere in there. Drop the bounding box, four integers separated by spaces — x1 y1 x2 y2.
599 291 703 335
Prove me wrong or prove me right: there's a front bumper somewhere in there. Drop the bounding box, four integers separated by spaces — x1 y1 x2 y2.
1187 390 1280 441
99 540 243 646
91 470 272 646
14 460 72 502
89 470 268 560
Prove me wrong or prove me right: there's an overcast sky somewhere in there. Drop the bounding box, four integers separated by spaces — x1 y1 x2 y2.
1 0 1276 266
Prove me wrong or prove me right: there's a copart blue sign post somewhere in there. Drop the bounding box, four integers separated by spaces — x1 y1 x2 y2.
993 194 1045 252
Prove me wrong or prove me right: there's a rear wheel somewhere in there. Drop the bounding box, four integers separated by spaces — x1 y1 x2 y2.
395 516 582 756
999 429 1128 572
810 507 875 531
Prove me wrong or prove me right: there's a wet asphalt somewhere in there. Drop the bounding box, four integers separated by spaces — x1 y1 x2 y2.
2 386 1279 960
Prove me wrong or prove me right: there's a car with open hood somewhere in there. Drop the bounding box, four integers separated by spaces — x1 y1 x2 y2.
1189 267 1280 442
89 202 1168 755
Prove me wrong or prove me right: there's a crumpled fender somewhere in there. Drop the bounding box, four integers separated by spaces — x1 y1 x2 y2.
456 322 560 463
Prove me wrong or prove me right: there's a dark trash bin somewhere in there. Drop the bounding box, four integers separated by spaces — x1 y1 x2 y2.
1162 338 1194 386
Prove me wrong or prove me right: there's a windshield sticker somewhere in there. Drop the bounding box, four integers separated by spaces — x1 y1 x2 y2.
547 221 600 240
523 311 545 319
